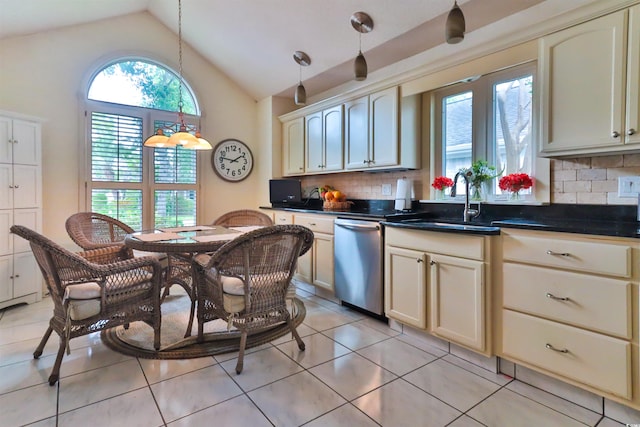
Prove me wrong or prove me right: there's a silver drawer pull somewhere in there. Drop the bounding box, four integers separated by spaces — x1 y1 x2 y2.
546 250 570 257
429 260 435 265
545 343 569 353
546 293 570 302
416 259 423 263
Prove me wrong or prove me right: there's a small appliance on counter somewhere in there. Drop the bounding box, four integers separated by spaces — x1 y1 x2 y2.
394 177 413 211
269 179 303 207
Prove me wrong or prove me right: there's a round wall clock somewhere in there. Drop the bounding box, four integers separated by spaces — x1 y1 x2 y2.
211 139 254 182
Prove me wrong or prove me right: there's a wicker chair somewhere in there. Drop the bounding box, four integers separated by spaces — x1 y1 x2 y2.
65 211 173 286
194 224 313 373
211 209 273 227
10 225 163 385
65 212 135 251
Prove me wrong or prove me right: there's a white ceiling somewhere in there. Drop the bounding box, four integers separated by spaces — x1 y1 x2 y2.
0 0 606 101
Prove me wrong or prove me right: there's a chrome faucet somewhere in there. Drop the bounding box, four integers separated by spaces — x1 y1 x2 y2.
450 171 481 223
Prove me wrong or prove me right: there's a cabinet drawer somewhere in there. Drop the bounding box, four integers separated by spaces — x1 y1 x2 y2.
502 231 631 277
502 310 631 399
294 215 334 234
273 211 293 225
503 263 631 339
385 227 485 260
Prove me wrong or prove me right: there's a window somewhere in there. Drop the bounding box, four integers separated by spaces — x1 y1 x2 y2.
85 59 201 230
433 63 541 202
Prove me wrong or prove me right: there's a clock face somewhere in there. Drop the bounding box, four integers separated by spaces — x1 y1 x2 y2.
211 139 254 182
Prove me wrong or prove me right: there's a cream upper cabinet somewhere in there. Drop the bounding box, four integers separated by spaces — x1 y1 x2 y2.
305 105 343 174
539 6 640 155
282 117 305 176
384 227 490 354
345 87 399 170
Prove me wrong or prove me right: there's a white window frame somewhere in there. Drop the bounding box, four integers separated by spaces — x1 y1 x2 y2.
431 61 550 204
82 100 204 230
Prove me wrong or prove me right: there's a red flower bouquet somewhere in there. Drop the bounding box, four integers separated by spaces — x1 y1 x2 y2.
431 176 454 191
499 173 534 195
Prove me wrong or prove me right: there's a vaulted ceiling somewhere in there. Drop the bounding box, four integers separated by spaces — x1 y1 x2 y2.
0 0 603 101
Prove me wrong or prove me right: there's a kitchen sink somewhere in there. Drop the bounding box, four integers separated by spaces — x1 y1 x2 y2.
391 219 501 234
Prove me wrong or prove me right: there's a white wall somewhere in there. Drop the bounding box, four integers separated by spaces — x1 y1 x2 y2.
0 12 262 243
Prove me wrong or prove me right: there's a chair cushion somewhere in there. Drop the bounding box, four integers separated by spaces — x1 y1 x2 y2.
64 282 102 320
223 294 245 314
133 250 169 269
221 275 245 295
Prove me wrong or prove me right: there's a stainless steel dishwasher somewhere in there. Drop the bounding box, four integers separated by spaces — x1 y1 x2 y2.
334 218 383 316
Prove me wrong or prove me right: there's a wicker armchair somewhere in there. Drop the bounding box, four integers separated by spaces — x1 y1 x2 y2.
211 209 273 227
10 225 163 385
65 212 135 251
194 224 313 373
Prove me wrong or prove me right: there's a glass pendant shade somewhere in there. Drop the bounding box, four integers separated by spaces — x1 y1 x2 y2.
445 1 466 44
354 51 367 81
294 83 307 105
183 132 213 150
144 129 177 148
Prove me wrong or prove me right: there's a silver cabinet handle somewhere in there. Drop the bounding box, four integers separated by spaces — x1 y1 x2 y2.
416 258 423 263
317 165 323 168
612 131 620 138
546 292 570 301
546 250 570 257
628 129 636 136
429 260 436 265
363 160 368 164
309 222 316 226
14 185 19 189
545 343 569 353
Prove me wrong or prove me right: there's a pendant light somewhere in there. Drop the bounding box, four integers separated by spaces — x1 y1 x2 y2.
350 12 373 81
445 1 466 44
144 0 211 150
293 51 311 106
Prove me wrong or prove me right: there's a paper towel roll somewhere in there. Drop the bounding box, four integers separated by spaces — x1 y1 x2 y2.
395 178 411 211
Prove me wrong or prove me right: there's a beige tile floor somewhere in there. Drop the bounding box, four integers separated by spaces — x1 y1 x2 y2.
0 286 628 427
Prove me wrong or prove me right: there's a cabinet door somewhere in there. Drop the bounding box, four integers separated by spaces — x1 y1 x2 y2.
344 96 369 170
430 254 485 351
0 210 11 256
12 119 40 165
313 233 334 291
296 246 312 284
369 86 399 167
12 165 40 209
540 11 626 152
323 105 344 172
13 252 40 298
0 164 11 210
13 208 40 253
305 112 324 173
0 255 12 302
626 4 640 145
282 118 305 175
384 246 427 329
0 117 12 164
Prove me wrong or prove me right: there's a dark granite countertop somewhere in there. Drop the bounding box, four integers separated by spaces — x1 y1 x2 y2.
264 200 640 239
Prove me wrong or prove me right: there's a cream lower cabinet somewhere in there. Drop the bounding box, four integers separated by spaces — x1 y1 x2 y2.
385 227 491 354
293 213 334 292
499 228 638 406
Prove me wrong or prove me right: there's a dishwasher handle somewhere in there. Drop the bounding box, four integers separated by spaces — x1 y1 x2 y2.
335 221 380 231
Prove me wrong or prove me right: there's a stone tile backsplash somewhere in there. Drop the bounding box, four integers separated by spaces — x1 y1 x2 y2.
298 154 640 206
552 154 640 205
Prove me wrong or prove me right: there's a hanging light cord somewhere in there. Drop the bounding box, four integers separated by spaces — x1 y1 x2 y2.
299 62 303 84
177 0 185 124
358 30 363 54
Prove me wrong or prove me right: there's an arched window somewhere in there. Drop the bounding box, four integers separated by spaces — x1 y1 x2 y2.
85 59 202 230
